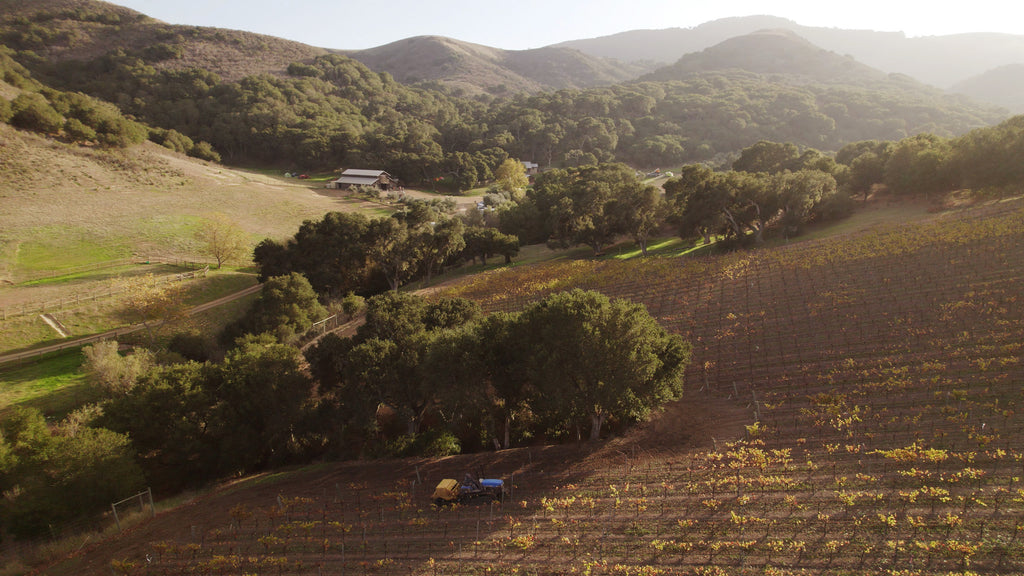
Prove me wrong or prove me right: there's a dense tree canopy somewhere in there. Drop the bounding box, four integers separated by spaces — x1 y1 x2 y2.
516 289 690 441
664 145 845 246
1 408 144 538
3 33 1006 177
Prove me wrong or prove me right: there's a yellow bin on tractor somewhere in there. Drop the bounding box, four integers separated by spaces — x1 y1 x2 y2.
432 475 506 505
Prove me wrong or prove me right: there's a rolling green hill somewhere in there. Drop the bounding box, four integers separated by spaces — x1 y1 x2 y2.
641 29 886 85
347 35 652 97
953 63 1024 114
0 0 1010 175
0 0 328 82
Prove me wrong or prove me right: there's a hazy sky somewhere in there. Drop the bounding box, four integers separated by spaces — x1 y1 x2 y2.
108 1 1024 51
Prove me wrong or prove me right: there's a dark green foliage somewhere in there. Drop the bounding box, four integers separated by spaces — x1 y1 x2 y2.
101 337 316 486
254 208 478 297
522 163 645 255
837 140 893 199
0 45 38 90
188 140 221 162
732 141 803 174
287 62 321 78
385 430 461 457
255 212 375 295
141 43 184 63
210 335 314 473
311 290 690 450
167 331 216 362
47 89 147 146
3 22 1005 176
462 226 520 265
62 116 96 141
9 92 63 133
2 76 147 146
515 290 689 441
666 162 845 244
357 291 429 343
664 164 726 245
423 297 481 330
950 115 1024 192
340 292 366 319
883 133 956 196
149 127 195 154
304 333 352 393
611 182 664 256
222 272 327 345
97 362 217 490
0 408 145 538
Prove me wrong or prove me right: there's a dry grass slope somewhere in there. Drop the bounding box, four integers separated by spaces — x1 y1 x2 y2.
0 123 375 283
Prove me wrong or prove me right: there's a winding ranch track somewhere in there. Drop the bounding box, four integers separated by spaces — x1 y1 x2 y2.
0 284 263 365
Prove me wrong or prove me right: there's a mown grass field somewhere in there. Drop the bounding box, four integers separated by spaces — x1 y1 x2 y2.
26 196 1024 576
0 124 383 285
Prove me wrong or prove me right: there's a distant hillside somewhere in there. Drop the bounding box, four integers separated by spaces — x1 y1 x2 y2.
641 29 887 85
0 0 1009 174
953 64 1024 114
0 0 328 82
556 16 1024 89
347 36 651 97
0 0 650 97
555 16 797 65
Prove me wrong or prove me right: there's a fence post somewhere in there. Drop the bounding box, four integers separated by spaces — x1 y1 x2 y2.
112 503 121 531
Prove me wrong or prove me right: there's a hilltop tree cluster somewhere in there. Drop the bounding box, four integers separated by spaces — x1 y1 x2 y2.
835 115 1024 198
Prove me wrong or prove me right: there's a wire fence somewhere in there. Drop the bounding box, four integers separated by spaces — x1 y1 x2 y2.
9 256 214 283
0 488 156 566
1 266 209 321
12 257 138 283
0 325 142 365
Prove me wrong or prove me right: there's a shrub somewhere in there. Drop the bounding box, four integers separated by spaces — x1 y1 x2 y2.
340 292 366 319
422 430 461 457
149 127 194 154
9 92 63 133
384 430 461 457
188 140 221 162
82 340 154 397
63 117 97 142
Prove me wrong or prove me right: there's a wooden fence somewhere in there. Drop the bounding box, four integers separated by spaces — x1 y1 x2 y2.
1 267 209 321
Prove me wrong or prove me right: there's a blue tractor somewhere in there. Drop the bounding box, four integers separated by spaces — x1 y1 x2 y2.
432 474 506 505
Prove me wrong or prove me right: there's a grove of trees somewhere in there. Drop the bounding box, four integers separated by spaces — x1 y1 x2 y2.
0 283 688 538
254 198 516 296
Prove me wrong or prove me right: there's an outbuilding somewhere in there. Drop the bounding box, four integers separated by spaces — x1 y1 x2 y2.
330 169 397 191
